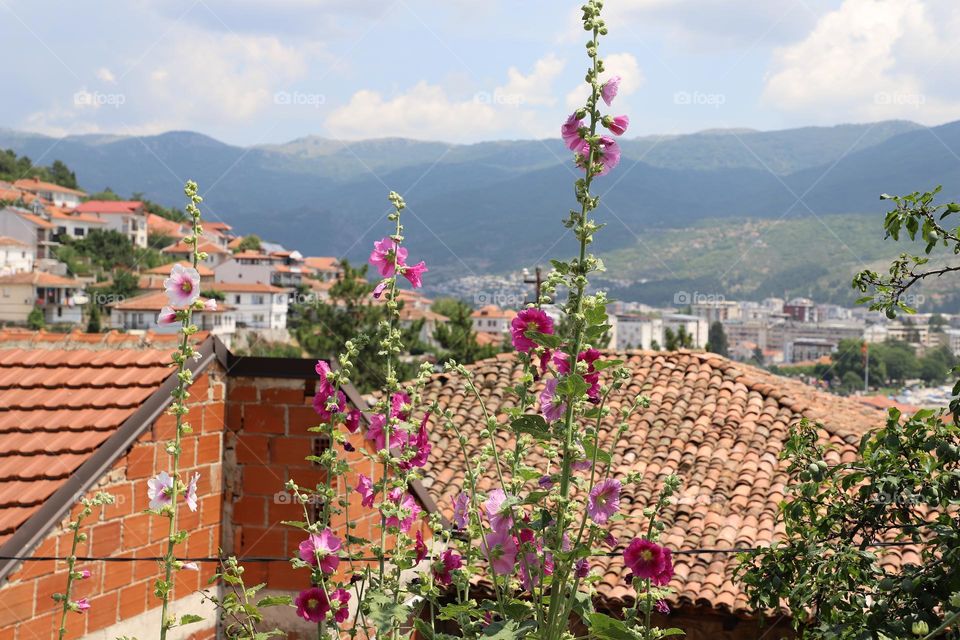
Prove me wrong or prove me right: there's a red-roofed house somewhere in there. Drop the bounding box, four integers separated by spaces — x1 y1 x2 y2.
0 236 34 276
73 201 148 248
0 271 87 325
303 256 342 282
108 291 237 345
162 240 230 268
13 179 87 209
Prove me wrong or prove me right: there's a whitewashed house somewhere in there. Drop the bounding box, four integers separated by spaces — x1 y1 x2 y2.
72 201 149 247
211 282 288 330
13 178 86 209
0 236 35 275
108 291 236 347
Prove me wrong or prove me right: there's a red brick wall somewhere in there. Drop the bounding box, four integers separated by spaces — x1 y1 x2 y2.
0 367 226 639
224 376 387 595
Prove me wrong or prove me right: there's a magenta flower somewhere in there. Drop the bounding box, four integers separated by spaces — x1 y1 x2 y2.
366 414 407 451
369 237 408 277
295 587 329 623
655 599 670 614
484 489 513 533
315 360 334 391
623 538 674 586
356 474 375 508
601 75 621 106
415 530 428 563
587 478 621 524
540 378 567 422
157 306 177 325
313 388 346 423
574 558 590 578
577 137 621 177
182 562 199 571
402 261 428 288
483 529 518 574
79 569 91 579
562 113 585 150
606 115 629 136
185 472 200 512
298 528 341 574
75 598 90 612
385 488 421 533
329 588 351 623
510 308 554 353
163 263 201 306
518 529 553 591
538 475 554 489
147 471 173 510
553 348 602 401
372 280 388 299
391 392 411 420
344 409 361 434
400 413 432 470
432 549 462 587
452 492 469 529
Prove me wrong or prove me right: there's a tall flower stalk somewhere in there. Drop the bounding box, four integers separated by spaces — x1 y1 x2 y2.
53 492 113 640
153 180 211 637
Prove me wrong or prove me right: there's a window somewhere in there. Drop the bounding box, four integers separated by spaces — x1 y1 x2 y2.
73 227 85 237
252 295 265 305
234 295 242 304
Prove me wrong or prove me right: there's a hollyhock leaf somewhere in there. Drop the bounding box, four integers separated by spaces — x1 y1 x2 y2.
586 613 634 640
592 359 623 371
528 332 563 349
511 415 551 440
369 593 410 635
179 614 204 626
257 595 293 607
556 374 589 398
522 491 550 505
582 441 611 465
660 629 684 637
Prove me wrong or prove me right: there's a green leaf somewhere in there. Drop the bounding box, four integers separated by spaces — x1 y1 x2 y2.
256 595 293 608
512 415 551 440
529 331 564 349
586 612 638 640
660 628 685 637
592 358 623 371
583 440 611 465
482 619 521 640
368 593 409 634
178 614 204 626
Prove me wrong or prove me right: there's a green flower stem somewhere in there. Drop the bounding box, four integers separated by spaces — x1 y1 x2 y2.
57 510 86 640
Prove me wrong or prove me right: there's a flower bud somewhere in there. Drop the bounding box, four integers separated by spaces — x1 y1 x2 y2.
912 621 929 636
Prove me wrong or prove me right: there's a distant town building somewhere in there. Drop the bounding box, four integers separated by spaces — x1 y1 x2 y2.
212 282 288 330
13 178 86 208
108 291 236 346
610 314 662 350
304 256 343 282
663 313 709 348
73 200 149 247
690 300 741 324
0 236 34 275
0 271 86 324
163 240 231 268
783 297 819 323
471 305 516 338
785 337 836 364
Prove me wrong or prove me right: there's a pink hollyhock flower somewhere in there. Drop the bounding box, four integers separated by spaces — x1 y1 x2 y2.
75 598 90 612
185 472 200 512
576 137 621 177
623 538 674 586
554 349 602 401
385 488 421 533
587 478 621 524
604 531 618 548
391 392 411 420
414 530 428 563
538 475 554 489
157 306 178 325
295 587 329 623
313 388 346 422
372 280 388 299
655 599 670 614
562 113 585 150
510 308 554 353
315 360 334 392
365 414 407 451
484 489 513 533
402 261 428 288
574 558 590 578
329 588 351 623
483 530 518 574
432 549 462 587
202 298 217 311
298 528 341 574
400 413 431 470
517 530 553 591
163 263 201 306
606 115 629 136
369 237 408 277
147 471 174 510
344 409 362 433
356 474 375 508
182 562 199 571
540 378 566 422
601 75 621 106
452 492 470 529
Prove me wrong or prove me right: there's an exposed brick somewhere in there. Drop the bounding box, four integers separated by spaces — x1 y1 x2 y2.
187 374 210 403
154 413 179 441
270 437 313 465
232 496 267 527
0 582 34 627
126 445 155 480
200 494 222 528
242 465 285 496
101 559 133 593
90 521 121 557
17 610 56 639
202 402 226 433
287 405 320 432
228 384 258 403
267 562 304 591
243 405 286 434
85 589 119 632
261 386 305 405
123 513 152 550
103 483 134 520
235 434 270 465
238 526 286 557
196 433 221 465
118 581 148 620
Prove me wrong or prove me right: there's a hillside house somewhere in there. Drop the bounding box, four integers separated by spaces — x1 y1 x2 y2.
0 207 57 261
72 201 148 248
211 282 288 330
145 213 190 243
471 304 516 338
0 271 86 325
0 236 34 275
143 261 216 289
303 256 342 282
162 240 230 269
610 314 663 350
108 291 236 346
13 178 86 209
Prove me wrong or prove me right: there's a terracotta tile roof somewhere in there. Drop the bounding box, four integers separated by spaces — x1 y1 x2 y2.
232 250 278 260
13 178 86 197
471 304 517 320
398 307 448 322
417 350 888 615
146 213 189 238
144 261 215 278
304 256 340 271
0 271 82 287
48 209 107 224
4 209 54 230
211 281 286 293
0 236 29 247
109 290 232 312
0 330 180 543
162 240 228 255
0 188 24 202
72 200 144 214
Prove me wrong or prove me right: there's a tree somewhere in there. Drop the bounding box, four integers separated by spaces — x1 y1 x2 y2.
27 306 45 330
48 160 77 189
919 346 957 384
430 298 499 365
929 313 947 333
749 345 764 367
707 321 728 357
289 260 421 392
236 235 262 253
86 304 101 333
664 326 693 351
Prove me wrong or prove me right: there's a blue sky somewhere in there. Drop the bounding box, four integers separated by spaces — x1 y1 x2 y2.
1 0 958 145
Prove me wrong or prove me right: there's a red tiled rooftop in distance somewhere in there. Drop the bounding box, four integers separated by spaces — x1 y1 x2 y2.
162 240 228 255
0 330 184 543
144 261 215 278
0 271 82 287
73 200 143 214
13 178 86 197
418 349 888 615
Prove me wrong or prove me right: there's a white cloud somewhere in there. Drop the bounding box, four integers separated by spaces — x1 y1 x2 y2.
565 52 644 111
763 0 960 124
325 54 567 141
96 67 116 84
